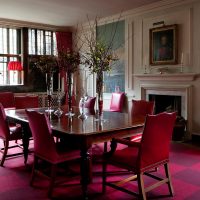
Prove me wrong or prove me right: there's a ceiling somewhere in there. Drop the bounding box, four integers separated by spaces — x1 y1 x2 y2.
0 0 162 27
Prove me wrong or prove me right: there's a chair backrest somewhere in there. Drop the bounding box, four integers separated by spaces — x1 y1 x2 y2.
26 110 58 161
110 92 125 112
138 112 176 171
131 100 154 117
79 96 96 110
0 92 15 109
15 96 39 109
0 103 10 139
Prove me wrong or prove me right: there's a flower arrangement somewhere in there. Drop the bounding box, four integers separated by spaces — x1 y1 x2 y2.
79 17 119 116
84 41 117 75
57 48 81 115
83 40 117 98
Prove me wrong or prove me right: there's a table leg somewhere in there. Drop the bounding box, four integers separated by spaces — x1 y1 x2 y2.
80 147 92 200
22 125 30 164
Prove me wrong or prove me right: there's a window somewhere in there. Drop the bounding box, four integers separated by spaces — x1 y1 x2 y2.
0 27 21 85
28 29 57 55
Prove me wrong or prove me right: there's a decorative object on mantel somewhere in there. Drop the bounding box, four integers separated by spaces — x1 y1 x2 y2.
57 48 81 117
82 18 118 120
150 24 178 65
32 55 58 112
134 73 199 82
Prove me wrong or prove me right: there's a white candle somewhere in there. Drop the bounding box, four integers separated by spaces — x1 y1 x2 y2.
144 55 148 66
58 73 60 90
181 53 184 65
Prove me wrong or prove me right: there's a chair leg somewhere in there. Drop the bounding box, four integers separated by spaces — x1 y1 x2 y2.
104 142 108 153
102 159 107 193
138 173 146 200
48 164 57 198
0 140 9 167
164 163 174 196
30 155 38 186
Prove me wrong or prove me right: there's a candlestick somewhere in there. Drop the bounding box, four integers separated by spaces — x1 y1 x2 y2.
181 53 184 73
181 53 184 65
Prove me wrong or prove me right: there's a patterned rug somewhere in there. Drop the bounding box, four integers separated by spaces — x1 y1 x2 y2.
0 142 200 200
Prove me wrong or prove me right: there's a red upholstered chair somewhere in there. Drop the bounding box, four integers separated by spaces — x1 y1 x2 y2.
0 92 15 109
15 95 39 109
0 103 23 166
109 92 125 112
79 96 96 110
103 112 176 199
131 99 154 117
130 100 154 142
26 110 80 198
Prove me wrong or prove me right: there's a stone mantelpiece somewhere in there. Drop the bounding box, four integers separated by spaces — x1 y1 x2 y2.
134 73 199 82
140 84 193 140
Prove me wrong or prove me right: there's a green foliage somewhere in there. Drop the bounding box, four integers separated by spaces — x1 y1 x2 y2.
84 41 117 74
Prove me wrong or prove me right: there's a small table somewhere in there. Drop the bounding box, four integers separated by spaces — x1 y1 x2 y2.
6 106 144 199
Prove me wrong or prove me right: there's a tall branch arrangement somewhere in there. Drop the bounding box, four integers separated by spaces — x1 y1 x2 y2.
31 55 59 74
81 19 118 72
77 17 120 96
57 48 81 74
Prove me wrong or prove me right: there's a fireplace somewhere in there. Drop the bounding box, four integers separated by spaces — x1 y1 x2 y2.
141 84 193 139
149 94 181 116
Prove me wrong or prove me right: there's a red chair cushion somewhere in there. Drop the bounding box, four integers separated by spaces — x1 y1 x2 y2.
110 92 125 112
109 147 139 170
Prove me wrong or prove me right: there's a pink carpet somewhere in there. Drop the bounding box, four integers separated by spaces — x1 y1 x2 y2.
0 142 200 200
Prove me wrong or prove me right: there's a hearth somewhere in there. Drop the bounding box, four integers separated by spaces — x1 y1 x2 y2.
149 94 181 116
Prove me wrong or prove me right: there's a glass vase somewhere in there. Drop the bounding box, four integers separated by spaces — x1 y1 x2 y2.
46 72 54 113
65 72 75 117
54 89 63 118
95 72 104 121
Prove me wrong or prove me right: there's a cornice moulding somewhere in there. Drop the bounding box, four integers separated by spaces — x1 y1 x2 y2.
0 18 72 31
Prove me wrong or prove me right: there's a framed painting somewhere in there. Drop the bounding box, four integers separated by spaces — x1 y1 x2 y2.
149 24 178 65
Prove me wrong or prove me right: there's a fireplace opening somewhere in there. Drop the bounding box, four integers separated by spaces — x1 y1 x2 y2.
149 94 181 116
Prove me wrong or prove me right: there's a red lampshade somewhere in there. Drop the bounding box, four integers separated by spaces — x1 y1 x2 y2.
8 61 23 71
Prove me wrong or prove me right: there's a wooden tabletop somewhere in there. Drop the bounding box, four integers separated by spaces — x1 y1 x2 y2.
5 106 145 140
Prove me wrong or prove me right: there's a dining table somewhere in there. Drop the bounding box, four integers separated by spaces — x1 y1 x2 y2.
5 106 145 199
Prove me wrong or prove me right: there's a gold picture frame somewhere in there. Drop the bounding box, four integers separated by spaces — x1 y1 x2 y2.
149 24 178 65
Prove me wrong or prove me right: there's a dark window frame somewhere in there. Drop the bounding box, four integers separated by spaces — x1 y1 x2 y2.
28 28 56 56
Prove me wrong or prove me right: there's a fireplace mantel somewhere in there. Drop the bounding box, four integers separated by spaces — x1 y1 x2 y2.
134 73 199 82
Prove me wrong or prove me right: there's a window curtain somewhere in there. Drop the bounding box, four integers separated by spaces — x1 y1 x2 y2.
56 32 76 105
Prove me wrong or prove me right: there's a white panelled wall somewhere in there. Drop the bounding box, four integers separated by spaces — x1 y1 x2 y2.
76 0 200 137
